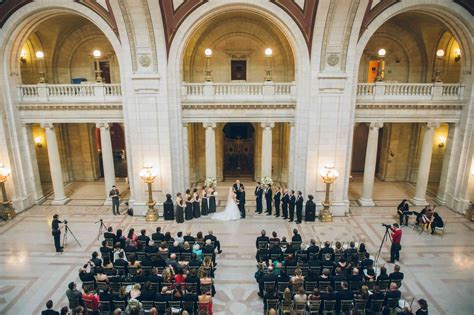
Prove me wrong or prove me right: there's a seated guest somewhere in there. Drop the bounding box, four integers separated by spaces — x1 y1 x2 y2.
269 231 280 246
129 283 141 300
319 268 332 284
277 269 290 284
125 298 143 314
199 268 215 296
365 267 377 283
155 286 171 303
348 267 363 283
336 281 354 310
66 282 83 309
100 241 113 262
182 287 199 312
74 306 84 315
124 239 137 253
322 254 336 270
126 228 138 247
367 285 384 309
158 242 169 256
41 300 59 315
389 264 404 281
82 287 100 312
307 239 320 257
256 230 269 249
164 232 174 243
384 282 401 305
284 253 297 267
431 212 444 234
377 266 390 282
204 230 222 254
400 306 414 315
114 229 126 249
90 251 102 268
290 268 305 285
186 268 200 285
154 253 167 269
360 252 374 270
169 241 182 255
112 286 128 303
256 246 269 262
132 269 147 283
308 288 321 300
176 231 184 245
293 286 307 302
334 241 344 257
113 242 127 262
175 268 187 284
192 244 203 260
344 241 358 261
172 284 184 300
183 232 195 242
113 252 128 274
182 241 192 254
291 229 302 243
79 263 95 282
321 286 336 301
319 241 334 261
268 243 283 261
128 254 141 267
151 227 164 243
137 229 150 248
281 288 292 304
263 287 279 306
333 267 347 283
195 231 204 244
198 289 213 315
259 266 277 297
336 256 351 274
280 236 288 249
104 226 115 240
202 239 216 262
139 281 156 301
145 241 158 255
415 298 428 315
354 284 369 300
358 243 367 254
165 253 180 271
95 267 109 283
148 267 163 284
60 306 69 315
189 252 202 267
99 286 113 303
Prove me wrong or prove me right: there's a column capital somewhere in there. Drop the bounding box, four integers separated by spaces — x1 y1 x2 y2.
96 122 110 130
366 122 383 129
40 122 54 129
288 121 295 127
426 122 440 129
182 122 189 128
203 122 216 129
261 122 275 129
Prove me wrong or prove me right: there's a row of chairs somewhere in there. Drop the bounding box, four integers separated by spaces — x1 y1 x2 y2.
82 281 212 296
106 238 215 250
265 298 400 315
110 263 214 277
103 250 215 264
86 300 211 315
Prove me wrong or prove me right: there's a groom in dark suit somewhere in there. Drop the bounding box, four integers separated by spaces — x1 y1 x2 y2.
233 180 243 200
238 186 246 218
255 182 263 214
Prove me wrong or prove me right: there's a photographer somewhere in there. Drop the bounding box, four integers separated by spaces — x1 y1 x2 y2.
388 223 402 263
52 214 64 252
397 199 410 226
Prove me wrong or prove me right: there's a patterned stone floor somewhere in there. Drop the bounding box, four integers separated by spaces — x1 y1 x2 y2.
0 186 472 314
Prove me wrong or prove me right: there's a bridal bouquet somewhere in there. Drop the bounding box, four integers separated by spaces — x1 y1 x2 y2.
262 176 273 187
204 177 217 188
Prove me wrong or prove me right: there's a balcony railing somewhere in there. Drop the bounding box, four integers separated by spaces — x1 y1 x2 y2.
357 83 465 101
17 83 122 102
181 82 296 102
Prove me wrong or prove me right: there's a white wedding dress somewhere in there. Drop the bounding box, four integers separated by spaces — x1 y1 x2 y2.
211 187 241 221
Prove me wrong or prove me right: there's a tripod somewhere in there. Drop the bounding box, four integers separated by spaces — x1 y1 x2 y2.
375 226 391 267
96 219 108 240
62 223 82 248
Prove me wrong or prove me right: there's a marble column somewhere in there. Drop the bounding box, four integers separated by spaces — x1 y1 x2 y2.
97 123 116 205
182 123 190 189
435 123 459 205
41 123 69 205
261 122 275 178
203 122 216 179
358 122 383 206
412 122 439 205
288 122 295 188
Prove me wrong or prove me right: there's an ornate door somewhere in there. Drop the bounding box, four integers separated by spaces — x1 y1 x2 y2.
224 137 254 177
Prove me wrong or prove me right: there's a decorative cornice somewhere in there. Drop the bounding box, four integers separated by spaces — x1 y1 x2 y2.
356 103 463 110
96 122 110 129
454 0 474 15
17 103 122 111
75 0 120 40
182 103 296 110
203 122 217 129
0 0 32 28
270 0 319 54
159 0 208 55
359 0 400 39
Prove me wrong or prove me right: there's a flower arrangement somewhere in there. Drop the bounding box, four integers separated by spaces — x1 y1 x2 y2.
204 177 217 188
261 176 273 187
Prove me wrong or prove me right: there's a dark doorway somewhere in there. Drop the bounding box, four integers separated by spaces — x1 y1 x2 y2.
223 123 254 178
99 61 111 83
231 60 247 80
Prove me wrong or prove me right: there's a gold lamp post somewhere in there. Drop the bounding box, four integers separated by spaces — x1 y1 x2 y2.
319 164 339 222
375 48 386 82
139 163 158 222
204 48 213 82
265 48 273 81
35 50 46 83
93 49 103 83
434 49 445 82
0 163 16 221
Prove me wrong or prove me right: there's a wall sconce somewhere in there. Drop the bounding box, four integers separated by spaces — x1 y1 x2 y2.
34 136 43 148
454 48 461 62
20 49 27 64
438 135 446 148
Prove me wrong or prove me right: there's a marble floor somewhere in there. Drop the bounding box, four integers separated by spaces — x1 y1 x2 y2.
0 185 472 315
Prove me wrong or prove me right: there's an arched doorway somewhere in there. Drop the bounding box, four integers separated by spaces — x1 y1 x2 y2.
223 123 255 178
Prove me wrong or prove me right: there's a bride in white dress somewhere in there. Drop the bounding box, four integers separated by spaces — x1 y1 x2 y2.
211 187 241 221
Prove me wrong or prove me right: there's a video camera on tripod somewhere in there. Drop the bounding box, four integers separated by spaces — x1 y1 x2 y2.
382 223 392 229
63 219 68 225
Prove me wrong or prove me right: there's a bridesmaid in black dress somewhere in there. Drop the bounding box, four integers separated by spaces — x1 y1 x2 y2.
192 188 201 218
208 188 216 213
201 186 209 216
304 194 316 222
175 192 184 224
185 189 193 221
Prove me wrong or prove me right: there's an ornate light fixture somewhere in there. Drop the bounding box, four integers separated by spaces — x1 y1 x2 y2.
265 48 273 81
20 49 27 64
0 163 16 221
434 49 445 82
204 48 213 82
34 136 43 148
438 135 446 148
376 48 386 82
93 49 103 83
319 164 339 222
35 50 46 83
453 48 461 62
139 163 158 222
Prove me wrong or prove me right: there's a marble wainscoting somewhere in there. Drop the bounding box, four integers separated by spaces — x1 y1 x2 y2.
0 203 472 314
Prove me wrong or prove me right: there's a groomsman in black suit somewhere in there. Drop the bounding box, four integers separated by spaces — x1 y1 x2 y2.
273 187 281 217
255 182 263 213
264 184 273 216
238 186 246 218
281 189 289 219
288 190 296 222
295 191 304 223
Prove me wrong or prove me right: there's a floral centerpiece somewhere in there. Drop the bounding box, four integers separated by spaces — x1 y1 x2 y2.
204 177 217 188
261 176 273 187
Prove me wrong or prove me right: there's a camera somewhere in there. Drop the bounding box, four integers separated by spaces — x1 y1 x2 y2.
64 219 68 225
382 223 392 228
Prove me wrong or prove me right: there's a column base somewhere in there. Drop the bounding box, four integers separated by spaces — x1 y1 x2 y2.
51 197 71 205
35 195 46 205
103 198 113 206
358 197 376 206
434 196 447 206
411 197 428 206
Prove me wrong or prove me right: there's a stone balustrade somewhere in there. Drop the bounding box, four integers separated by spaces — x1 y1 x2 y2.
17 83 122 103
181 81 297 102
357 82 465 101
